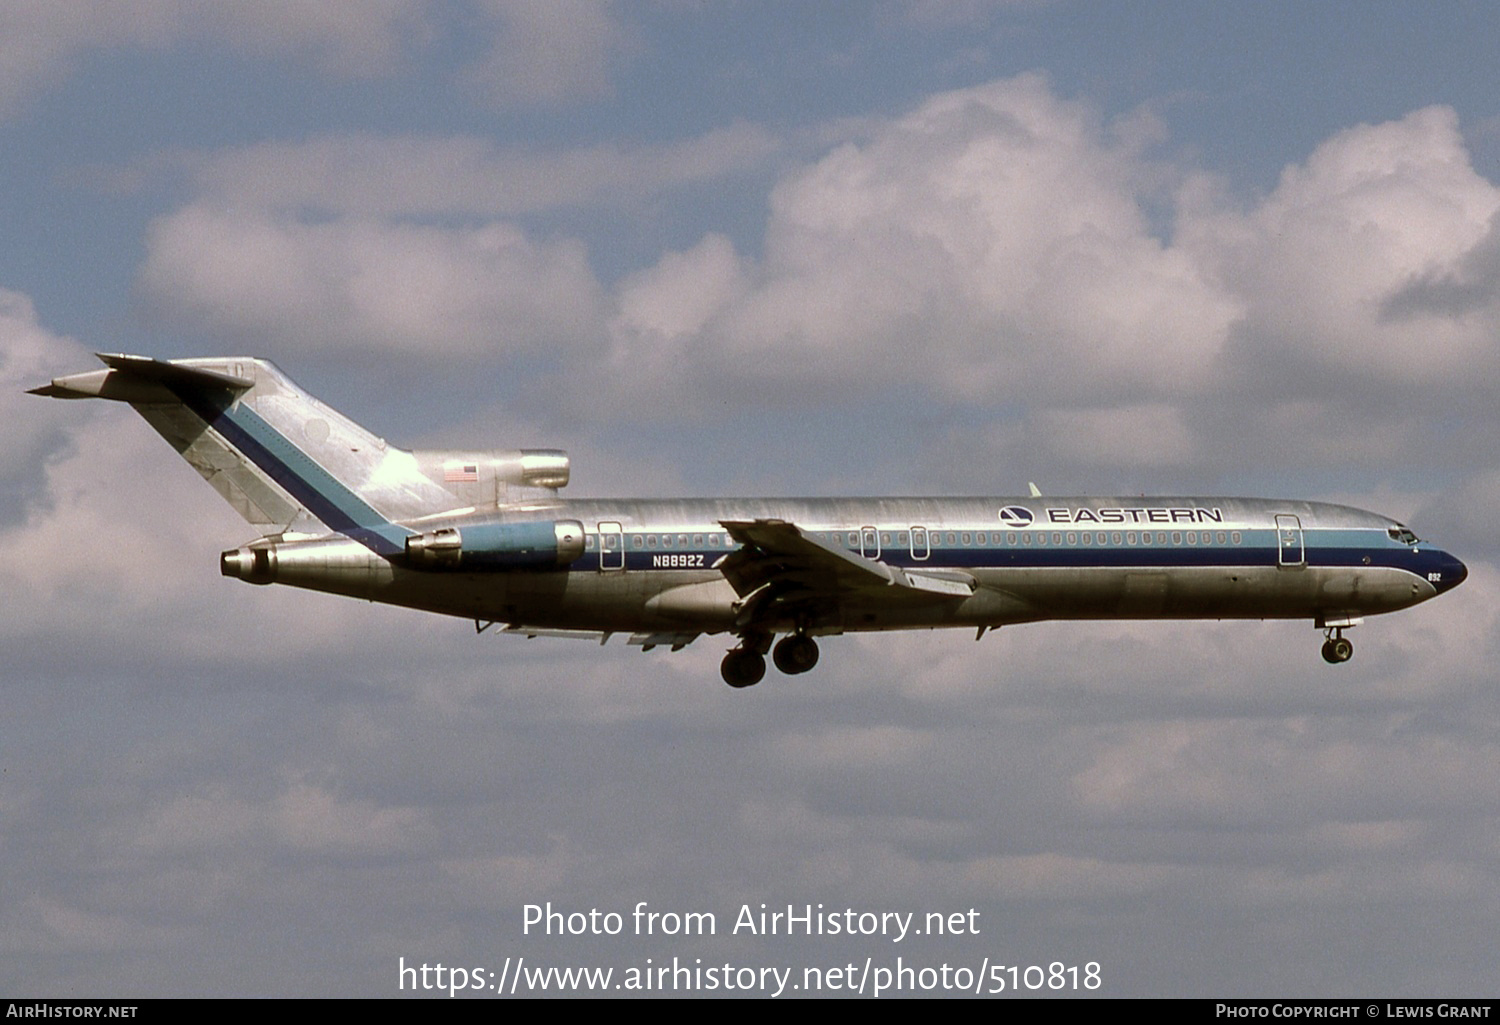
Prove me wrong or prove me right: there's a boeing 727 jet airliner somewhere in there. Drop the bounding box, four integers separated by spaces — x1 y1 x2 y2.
31 355 1468 687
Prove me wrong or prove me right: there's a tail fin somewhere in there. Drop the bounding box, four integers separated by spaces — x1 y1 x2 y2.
29 353 454 555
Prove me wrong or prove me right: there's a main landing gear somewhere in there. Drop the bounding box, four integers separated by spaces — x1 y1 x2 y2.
773 634 820 675
1321 627 1354 664
721 633 820 687
721 646 766 688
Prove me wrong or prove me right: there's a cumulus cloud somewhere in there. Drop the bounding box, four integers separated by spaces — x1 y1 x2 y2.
590 84 1500 488
139 205 607 359
0 289 101 532
1385 208 1500 322
1182 105 1500 390
699 74 1236 403
132 76 1500 490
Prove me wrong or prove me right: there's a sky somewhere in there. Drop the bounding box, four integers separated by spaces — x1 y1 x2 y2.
3 0 1499 998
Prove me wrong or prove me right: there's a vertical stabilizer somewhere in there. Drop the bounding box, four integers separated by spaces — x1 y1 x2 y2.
29 354 459 554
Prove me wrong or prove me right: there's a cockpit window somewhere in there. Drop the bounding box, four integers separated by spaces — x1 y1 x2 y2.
1387 525 1420 545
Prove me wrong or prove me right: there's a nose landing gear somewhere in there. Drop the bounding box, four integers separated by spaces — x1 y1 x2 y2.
1321 628 1354 664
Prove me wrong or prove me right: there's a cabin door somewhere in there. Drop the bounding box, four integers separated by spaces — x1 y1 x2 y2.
1275 514 1304 568
910 526 930 561
598 521 624 571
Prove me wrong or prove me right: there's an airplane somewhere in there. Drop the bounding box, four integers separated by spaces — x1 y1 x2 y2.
31 353 1468 687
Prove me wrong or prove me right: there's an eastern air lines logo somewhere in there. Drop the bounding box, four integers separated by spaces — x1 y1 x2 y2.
997 506 1035 528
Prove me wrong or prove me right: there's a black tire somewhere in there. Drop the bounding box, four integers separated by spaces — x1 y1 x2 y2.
721 648 766 688
772 634 820 675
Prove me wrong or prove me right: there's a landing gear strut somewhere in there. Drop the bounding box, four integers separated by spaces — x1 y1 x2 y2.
773 634 820 675
1321 628 1354 664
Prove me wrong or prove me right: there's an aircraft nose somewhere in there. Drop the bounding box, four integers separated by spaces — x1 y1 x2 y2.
1432 552 1468 595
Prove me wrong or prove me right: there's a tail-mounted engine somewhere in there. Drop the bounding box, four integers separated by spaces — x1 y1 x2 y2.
405 519 586 570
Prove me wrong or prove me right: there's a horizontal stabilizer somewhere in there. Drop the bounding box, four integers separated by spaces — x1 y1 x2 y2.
28 353 253 401
96 352 254 390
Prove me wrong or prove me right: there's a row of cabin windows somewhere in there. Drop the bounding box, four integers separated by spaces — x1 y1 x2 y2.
634 533 721 550
835 530 1244 548
587 530 1246 550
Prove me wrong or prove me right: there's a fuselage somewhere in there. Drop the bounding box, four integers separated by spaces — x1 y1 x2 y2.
242 495 1468 639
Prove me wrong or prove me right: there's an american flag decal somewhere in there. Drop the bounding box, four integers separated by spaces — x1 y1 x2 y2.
445 463 479 482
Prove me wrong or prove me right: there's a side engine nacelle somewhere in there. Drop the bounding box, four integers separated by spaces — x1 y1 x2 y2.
405 519 586 570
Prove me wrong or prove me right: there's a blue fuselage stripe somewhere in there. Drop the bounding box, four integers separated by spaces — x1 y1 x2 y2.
171 386 409 556
590 531 1444 579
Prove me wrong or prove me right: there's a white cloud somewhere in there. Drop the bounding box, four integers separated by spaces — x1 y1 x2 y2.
599 75 1242 418
1036 403 1197 467
186 124 781 217
1182 105 1500 386
139 205 607 359
587 83 1500 492
0 288 91 493
125 76 1500 499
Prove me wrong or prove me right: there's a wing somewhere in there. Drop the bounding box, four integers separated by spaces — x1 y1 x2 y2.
718 518 976 632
